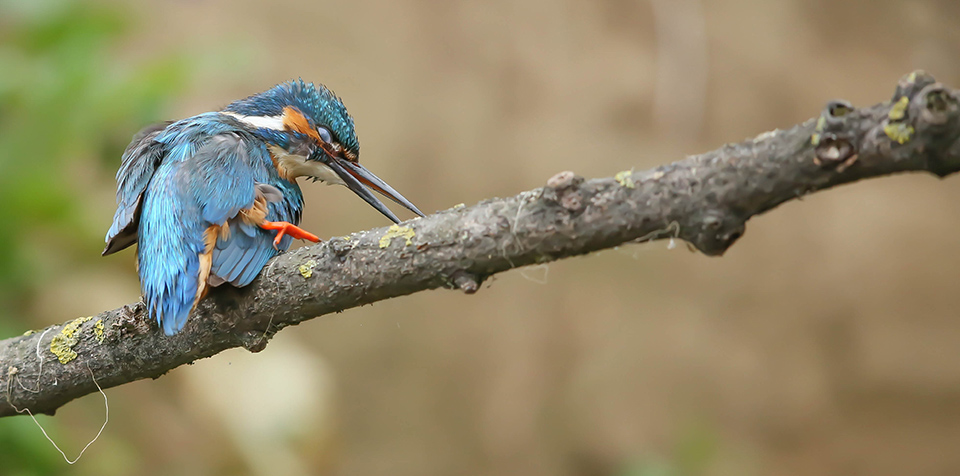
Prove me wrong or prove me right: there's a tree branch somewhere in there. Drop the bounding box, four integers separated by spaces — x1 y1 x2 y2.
3 71 959 418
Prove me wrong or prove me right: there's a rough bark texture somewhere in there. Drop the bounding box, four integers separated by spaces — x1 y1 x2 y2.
2 71 959 418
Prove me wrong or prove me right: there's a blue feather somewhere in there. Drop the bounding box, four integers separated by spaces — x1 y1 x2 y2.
103 123 170 255
137 162 205 335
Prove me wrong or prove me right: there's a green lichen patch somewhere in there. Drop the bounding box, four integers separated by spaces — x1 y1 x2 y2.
889 96 909 120
615 170 635 188
93 319 105 344
810 133 820 146
379 225 415 249
50 316 94 364
298 259 318 279
22 329 35 336
883 122 914 144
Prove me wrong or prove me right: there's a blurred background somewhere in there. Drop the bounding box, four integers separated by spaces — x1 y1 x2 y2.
1 0 959 474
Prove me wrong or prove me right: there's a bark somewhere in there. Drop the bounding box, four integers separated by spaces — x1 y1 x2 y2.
2 71 959 418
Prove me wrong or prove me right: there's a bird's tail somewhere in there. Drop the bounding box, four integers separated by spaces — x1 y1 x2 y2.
137 169 209 335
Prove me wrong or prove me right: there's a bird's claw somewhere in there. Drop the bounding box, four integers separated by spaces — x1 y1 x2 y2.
260 221 321 249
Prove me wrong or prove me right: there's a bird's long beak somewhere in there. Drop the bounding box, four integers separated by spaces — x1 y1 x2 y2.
327 157 425 223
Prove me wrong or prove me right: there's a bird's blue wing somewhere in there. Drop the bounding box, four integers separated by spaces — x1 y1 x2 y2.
209 181 302 288
210 209 284 288
192 133 304 287
187 133 262 224
103 122 171 255
138 159 207 336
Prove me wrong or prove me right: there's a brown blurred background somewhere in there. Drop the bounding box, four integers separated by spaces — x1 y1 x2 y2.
2 0 960 475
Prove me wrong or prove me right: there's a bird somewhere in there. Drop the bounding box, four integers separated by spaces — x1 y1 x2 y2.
103 79 424 335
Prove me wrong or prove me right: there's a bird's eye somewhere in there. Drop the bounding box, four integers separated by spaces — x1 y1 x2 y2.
317 126 333 143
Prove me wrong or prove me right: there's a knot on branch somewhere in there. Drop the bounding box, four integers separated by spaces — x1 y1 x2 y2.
450 270 481 294
909 83 960 177
862 72 960 177
328 236 357 262
236 329 271 353
892 70 937 101
117 301 152 335
813 99 859 171
546 170 581 189
543 171 586 213
683 211 745 256
910 83 959 129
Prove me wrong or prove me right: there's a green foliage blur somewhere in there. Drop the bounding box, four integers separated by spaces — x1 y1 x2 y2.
617 424 719 476
0 0 190 473
0 0 189 328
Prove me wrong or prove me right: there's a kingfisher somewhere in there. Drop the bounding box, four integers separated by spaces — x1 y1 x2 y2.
103 80 424 335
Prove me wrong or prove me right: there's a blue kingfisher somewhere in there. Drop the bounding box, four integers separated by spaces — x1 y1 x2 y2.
103 80 424 335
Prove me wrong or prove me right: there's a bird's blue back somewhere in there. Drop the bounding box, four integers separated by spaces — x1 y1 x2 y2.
106 112 303 334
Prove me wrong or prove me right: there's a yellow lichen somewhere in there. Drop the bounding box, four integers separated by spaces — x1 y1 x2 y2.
93 319 105 344
889 96 909 120
453 203 466 210
810 132 820 146
815 115 826 131
22 329 35 336
298 259 318 279
379 225 415 249
615 170 635 188
884 122 914 144
50 316 94 364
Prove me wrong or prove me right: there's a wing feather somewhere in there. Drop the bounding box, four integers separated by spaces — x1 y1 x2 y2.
103 122 171 255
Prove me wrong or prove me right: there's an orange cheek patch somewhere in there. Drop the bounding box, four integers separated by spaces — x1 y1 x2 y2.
281 106 320 142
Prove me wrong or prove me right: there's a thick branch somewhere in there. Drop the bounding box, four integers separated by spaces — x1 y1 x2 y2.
3 71 959 418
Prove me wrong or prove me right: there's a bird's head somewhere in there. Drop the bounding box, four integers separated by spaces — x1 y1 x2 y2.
222 79 423 223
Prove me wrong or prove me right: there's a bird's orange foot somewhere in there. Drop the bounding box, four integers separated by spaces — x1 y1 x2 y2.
260 221 321 249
